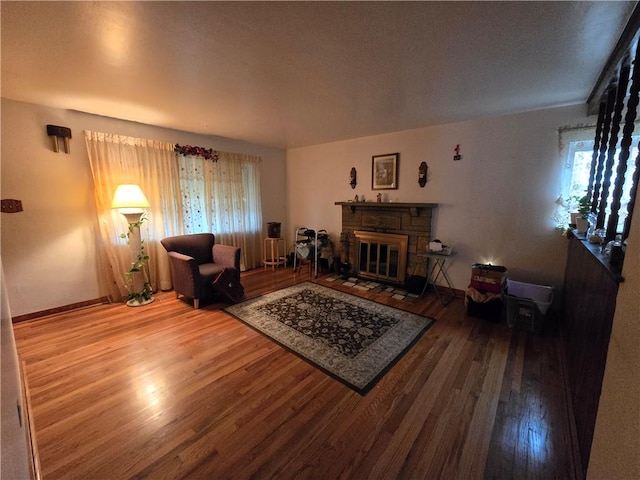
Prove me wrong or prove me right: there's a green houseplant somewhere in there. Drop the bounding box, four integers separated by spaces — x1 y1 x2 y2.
577 194 591 219
574 194 591 233
121 214 153 305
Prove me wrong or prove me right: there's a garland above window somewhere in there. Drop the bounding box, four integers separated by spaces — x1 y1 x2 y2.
174 143 219 162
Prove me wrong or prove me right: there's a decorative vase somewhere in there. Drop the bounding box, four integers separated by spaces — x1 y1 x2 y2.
267 222 281 238
575 217 589 234
570 212 580 226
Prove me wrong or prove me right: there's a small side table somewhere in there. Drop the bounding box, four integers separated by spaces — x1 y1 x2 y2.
419 251 456 305
263 237 286 270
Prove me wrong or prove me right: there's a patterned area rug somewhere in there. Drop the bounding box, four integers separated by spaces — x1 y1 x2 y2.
224 282 434 394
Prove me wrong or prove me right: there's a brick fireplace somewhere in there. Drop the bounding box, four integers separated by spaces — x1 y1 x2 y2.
335 202 438 286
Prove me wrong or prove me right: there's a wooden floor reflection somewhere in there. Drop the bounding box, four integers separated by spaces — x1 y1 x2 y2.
14 267 578 479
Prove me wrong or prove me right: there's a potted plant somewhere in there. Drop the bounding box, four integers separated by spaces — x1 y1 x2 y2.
574 194 591 234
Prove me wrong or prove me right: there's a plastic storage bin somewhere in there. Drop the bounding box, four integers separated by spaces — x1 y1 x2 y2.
503 279 554 333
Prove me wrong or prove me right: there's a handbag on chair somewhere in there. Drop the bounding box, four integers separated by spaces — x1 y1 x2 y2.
211 267 245 303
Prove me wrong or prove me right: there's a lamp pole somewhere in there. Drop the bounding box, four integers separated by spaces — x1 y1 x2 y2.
112 185 154 307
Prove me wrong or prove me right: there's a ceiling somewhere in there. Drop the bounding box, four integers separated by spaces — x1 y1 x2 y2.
1 1 636 149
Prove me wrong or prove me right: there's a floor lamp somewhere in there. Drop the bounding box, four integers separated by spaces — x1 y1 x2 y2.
112 184 154 307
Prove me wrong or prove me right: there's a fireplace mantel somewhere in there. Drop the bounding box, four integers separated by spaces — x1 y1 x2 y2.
335 202 438 216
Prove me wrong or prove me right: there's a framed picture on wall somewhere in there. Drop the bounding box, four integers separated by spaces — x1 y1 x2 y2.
372 153 399 190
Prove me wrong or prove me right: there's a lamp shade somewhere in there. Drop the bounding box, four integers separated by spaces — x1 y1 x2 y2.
111 184 150 213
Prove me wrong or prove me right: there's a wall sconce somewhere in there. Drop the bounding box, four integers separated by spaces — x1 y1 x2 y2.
46 124 72 153
418 162 428 187
350 167 357 189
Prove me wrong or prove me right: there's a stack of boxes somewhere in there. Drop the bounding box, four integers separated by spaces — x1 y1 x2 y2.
465 264 554 333
465 264 508 322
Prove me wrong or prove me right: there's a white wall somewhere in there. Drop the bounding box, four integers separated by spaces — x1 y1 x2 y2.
1 98 286 317
287 104 590 294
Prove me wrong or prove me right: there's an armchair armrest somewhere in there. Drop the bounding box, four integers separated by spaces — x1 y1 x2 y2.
167 251 199 298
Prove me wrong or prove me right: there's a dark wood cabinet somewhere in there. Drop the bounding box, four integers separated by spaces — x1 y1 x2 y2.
562 234 621 476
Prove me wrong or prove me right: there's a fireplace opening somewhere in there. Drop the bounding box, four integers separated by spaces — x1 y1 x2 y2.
354 231 408 285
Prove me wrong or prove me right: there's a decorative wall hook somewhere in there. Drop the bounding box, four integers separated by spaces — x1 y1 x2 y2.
350 167 357 189
418 161 428 187
47 125 72 153
453 144 462 161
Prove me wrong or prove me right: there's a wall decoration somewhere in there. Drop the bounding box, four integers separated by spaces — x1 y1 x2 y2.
453 144 462 161
350 167 357 189
46 124 72 153
1 199 24 213
372 153 399 190
418 161 428 187
174 143 219 161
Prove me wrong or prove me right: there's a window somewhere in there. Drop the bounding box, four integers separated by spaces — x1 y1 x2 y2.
178 152 262 236
85 132 265 303
559 130 638 233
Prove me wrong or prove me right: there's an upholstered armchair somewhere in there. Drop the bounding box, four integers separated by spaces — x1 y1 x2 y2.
160 233 241 308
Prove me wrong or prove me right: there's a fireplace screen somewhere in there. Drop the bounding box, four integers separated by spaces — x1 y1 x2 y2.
354 231 408 285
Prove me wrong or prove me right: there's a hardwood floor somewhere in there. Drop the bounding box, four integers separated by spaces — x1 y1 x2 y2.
13 268 578 479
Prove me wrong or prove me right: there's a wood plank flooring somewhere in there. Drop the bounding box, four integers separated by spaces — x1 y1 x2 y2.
13 268 578 479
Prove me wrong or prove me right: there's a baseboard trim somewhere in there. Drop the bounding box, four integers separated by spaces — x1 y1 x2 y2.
12 297 110 324
439 286 466 298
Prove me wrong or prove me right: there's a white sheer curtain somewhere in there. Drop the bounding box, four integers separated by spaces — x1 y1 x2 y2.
178 151 263 270
85 131 182 302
